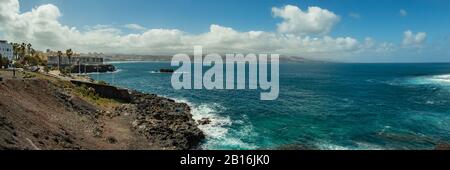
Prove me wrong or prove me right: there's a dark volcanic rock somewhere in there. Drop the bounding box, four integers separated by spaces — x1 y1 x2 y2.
159 68 175 73
119 91 205 150
70 64 116 73
197 118 211 125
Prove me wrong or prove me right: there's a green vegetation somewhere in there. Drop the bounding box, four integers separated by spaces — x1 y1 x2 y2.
13 62 23 68
66 49 73 65
75 84 100 100
21 71 37 79
43 66 50 73
60 67 72 76
9 42 81 75
0 54 9 68
97 80 109 85
10 42 47 68
73 84 123 107
57 50 63 70
24 55 40 66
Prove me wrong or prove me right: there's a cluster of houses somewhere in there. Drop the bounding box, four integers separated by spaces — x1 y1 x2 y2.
47 56 104 67
47 55 114 73
1 40 109 70
1 39 116 74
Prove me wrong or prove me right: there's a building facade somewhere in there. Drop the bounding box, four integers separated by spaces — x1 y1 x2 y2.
0 40 13 60
47 56 104 67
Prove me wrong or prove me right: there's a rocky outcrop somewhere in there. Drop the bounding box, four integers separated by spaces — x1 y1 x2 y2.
71 80 132 102
116 91 205 150
70 64 116 73
159 68 175 73
197 118 211 125
70 80 205 150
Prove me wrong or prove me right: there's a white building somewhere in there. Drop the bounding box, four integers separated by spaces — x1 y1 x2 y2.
47 56 104 66
0 40 13 60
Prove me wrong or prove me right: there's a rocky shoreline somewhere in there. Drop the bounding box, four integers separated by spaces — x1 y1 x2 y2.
0 70 205 150
118 90 205 149
69 64 116 73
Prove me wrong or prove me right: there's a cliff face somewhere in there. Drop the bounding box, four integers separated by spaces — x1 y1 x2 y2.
124 91 205 149
71 80 132 102
0 76 204 150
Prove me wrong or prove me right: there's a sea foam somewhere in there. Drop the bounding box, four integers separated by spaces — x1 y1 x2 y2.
173 98 257 150
406 74 450 86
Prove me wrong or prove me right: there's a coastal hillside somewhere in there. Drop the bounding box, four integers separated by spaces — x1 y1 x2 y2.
0 71 204 150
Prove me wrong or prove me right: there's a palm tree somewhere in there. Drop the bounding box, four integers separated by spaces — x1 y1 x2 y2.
30 48 36 57
57 51 63 71
11 43 19 60
19 43 26 59
27 43 32 56
66 49 73 65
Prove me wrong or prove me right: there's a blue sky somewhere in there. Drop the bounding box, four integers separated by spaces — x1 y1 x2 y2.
19 0 450 42
1 0 449 62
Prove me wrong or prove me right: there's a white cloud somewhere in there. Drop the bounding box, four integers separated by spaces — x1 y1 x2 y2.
0 0 394 59
400 9 408 17
272 5 340 35
349 12 361 19
402 30 427 48
351 37 397 56
376 42 396 54
124 24 146 31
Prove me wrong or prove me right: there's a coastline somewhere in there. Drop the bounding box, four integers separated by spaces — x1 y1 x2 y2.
5 64 450 150
0 69 205 150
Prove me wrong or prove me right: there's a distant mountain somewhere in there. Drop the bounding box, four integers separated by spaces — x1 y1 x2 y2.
97 53 330 63
279 56 331 63
103 54 173 62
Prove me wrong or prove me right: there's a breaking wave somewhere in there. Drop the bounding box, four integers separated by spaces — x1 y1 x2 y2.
406 74 450 86
173 98 257 150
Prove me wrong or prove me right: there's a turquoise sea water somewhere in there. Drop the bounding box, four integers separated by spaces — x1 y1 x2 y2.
91 62 450 150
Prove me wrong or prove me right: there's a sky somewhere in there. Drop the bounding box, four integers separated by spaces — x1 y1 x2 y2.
1 0 450 62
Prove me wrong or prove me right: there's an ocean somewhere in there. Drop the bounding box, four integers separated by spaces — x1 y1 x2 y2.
90 62 450 150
